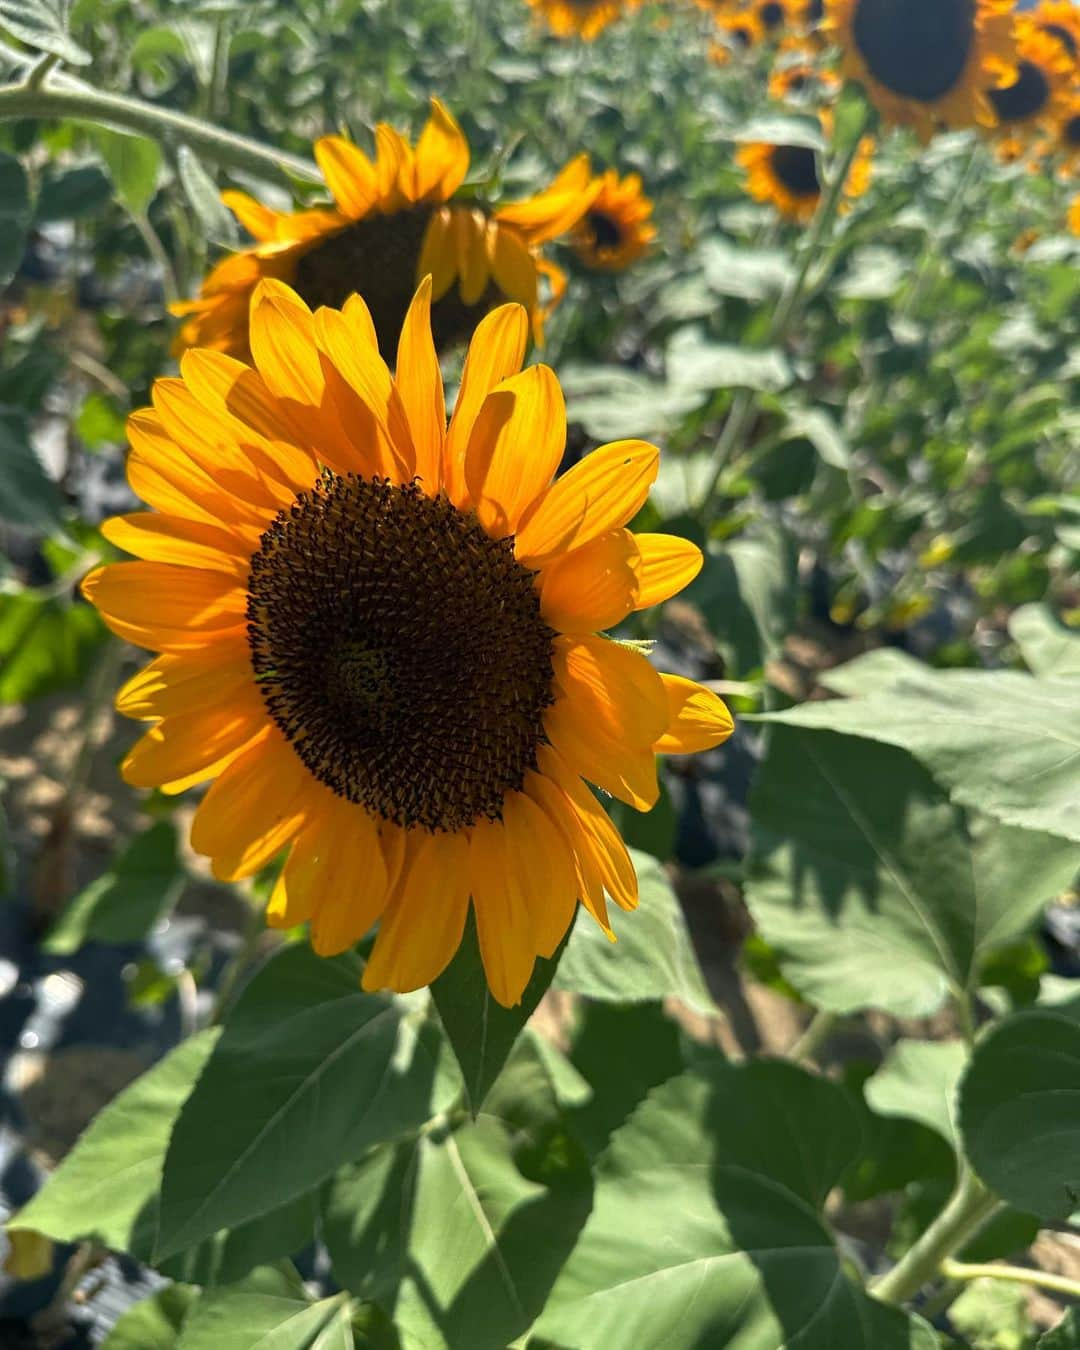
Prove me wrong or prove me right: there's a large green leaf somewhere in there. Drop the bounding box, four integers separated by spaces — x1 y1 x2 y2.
176 1268 352 1350
323 1034 592 1350
1040 1310 1080 1348
763 660 1080 842
430 910 566 1113
0 407 62 532
531 1061 937 1349
959 1001 1080 1220
102 1284 196 1350
746 727 1079 1016
44 821 185 955
864 1040 968 1150
0 586 106 703
1009 605 1080 678
0 152 30 286
157 945 454 1258
554 850 712 1011
0 0 90 64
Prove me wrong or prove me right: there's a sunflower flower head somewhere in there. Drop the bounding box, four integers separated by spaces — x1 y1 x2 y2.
1032 0 1080 66
572 170 657 270
827 0 1018 141
85 279 733 1008
984 16 1075 135
736 116 873 222
710 8 765 62
172 101 598 361
527 0 635 40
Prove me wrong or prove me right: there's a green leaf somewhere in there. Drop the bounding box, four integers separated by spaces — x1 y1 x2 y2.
960 1000 1080 1220
699 237 795 301
532 1061 937 1349
94 127 162 215
864 1040 968 1150
44 821 185 955
746 729 1080 1016
176 1270 352 1350
948 1279 1032 1350
430 909 566 1113
762 661 1080 843
177 145 238 245
102 1284 196 1350
157 945 453 1258
0 152 30 286
667 329 792 395
35 162 112 220
0 0 90 65
1040 1310 1080 1348
554 850 712 1011
0 406 62 532
0 586 107 703
1009 605 1080 679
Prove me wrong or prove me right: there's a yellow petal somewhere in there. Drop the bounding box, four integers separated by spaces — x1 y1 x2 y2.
468 816 536 1008
221 190 283 241
502 789 577 961
514 440 660 566
414 99 470 200
443 304 529 507
115 640 252 719
416 207 458 302
190 729 310 881
362 831 471 993
632 533 703 609
553 634 669 748
248 279 322 404
295 803 389 954
82 562 246 652
526 768 612 937
538 529 641 633
544 693 659 812
654 674 735 754
101 513 249 579
465 365 565 537
453 206 493 307
374 124 413 206
395 276 445 493
122 698 266 794
314 136 379 218
496 154 599 244
489 225 539 310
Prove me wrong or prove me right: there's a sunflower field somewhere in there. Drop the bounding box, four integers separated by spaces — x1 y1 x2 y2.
0 0 1078 1345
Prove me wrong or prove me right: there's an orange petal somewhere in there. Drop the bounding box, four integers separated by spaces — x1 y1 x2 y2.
221 190 282 241
526 769 613 936
502 789 577 961
122 698 266 794
414 99 470 200
538 529 641 633
632 533 703 609
453 207 493 307
416 207 458 302
464 365 565 537
115 640 253 719
514 440 660 566
443 304 529 507
82 562 246 652
553 634 669 748
395 276 445 493
101 513 249 579
489 225 538 311
654 674 734 754
468 816 536 1008
282 802 390 954
362 830 471 993
314 136 379 218
543 693 659 812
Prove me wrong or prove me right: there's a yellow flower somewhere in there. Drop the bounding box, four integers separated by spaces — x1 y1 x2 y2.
1070 195 1080 236
172 100 597 361
527 0 633 40
1031 0 1080 65
750 0 793 36
572 170 657 270
1047 95 1080 173
768 61 841 102
736 117 873 222
83 280 733 1008
827 0 1017 140
984 18 1074 135
710 8 764 61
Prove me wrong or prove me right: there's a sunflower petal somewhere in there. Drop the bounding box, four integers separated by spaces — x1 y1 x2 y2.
538 529 640 633
632 533 704 608
553 634 669 748
221 190 282 241
304 805 389 955
115 641 253 719
654 674 735 754
468 816 536 1008
502 789 577 961
314 136 379 218
526 769 613 936
101 513 248 578
489 225 539 311
414 99 469 200
395 276 445 493
82 562 246 652
417 207 458 302
122 700 266 794
544 693 659 812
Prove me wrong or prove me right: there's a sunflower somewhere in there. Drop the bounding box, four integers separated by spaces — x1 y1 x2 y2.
750 0 792 36
984 18 1074 134
83 279 733 1008
528 0 633 40
1032 0 1080 66
768 61 841 102
572 170 657 270
1048 95 1080 173
711 8 764 59
172 100 597 361
828 0 1018 140
736 119 873 221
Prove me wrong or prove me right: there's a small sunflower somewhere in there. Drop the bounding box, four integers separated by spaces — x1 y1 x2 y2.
750 0 792 36
83 279 733 1008
1032 0 1080 66
768 61 841 102
528 0 632 40
984 18 1074 134
828 0 1018 140
736 119 873 221
710 8 764 62
572 171 657 270
172 100 597 361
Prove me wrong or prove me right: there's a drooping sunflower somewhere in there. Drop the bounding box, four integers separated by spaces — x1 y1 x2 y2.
572 170 657 270
736 119 873 221
83 279 733 1008
828 0 1018 140
172 100 597 361
527 0 633 40
984 17 1074 135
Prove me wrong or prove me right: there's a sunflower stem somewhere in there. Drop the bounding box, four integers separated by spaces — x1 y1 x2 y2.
0 74 322 185
938 1258 1080 1301
697 98 875 523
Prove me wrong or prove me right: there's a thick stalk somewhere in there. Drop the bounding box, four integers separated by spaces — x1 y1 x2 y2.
697 102 874 521
939 1258 1080 1302
788 1009 838 1065
0 77 321 184
873 1165 1001 1306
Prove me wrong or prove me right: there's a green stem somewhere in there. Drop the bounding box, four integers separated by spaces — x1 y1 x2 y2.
697 100 874 521
788 1010 838 1065
873 1165 1002 1306
132 210 179 306
0 76 321 184
939 1258 1080 1302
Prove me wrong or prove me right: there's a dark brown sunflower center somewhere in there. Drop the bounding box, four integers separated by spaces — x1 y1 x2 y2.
759 2 785 30
1065 114 1080 146
293 207 500 355
1043 23 1078 60
585 209 623 250
804 0 824 24
770 144 821 196
246 474 556 832
987 61 1051 123
852 0 976 102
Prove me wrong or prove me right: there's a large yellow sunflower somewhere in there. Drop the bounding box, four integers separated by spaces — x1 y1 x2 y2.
172 100 597 361
984 17 1074 134
527 0 633 40
572 170 657 270
827 0 1018 140
83 279 733 1008
736 118 873 221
